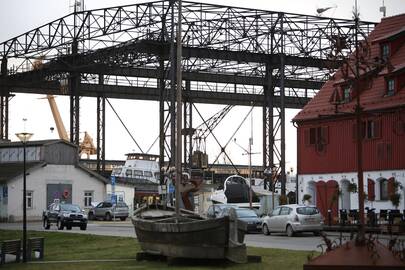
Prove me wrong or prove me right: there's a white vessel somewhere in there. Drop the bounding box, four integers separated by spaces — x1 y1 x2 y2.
111 153 160 184
210 175 261 208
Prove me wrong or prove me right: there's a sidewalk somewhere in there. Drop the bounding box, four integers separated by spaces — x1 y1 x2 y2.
90 220 132 227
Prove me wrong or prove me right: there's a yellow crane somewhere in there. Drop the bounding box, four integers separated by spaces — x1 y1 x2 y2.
46 95 96 159
46 95 69 141
33 57 96 159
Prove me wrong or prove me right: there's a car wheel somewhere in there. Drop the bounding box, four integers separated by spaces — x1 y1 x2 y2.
105 212 112 221
66 225 72 230
120 217 127 221
262 224 270 235
286 225 294 237
57 219 64 230
88 212 94 221
80 224 87 231
43 218 50 230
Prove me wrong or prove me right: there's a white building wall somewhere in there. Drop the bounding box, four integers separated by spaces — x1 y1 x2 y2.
7 164 106 221
298 170 405 212
106 183 135 212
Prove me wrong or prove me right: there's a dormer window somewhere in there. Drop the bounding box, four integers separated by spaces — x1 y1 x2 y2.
343 86 351 102
381 43 390 60
387 78 395 96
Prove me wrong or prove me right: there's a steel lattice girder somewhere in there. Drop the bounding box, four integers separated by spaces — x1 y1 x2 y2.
0 1 374 59
0 0 376 188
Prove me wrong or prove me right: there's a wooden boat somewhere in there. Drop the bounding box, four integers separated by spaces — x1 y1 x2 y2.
132 204 247 263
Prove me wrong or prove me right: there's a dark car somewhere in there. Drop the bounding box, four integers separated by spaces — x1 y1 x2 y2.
219 207 262 233
88 201 129 221
43 203 87 230
205 204 239 219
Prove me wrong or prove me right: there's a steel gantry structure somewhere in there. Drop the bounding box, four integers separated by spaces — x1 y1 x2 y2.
0 0 375 194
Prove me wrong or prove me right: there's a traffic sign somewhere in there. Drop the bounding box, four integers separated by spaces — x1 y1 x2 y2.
111 194 117 204
110 176 116 185
168 184 175 193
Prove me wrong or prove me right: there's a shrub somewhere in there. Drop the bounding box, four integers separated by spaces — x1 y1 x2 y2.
302 194 312 203
347 182 357 193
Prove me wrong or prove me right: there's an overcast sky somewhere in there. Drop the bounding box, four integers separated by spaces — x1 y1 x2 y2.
1 0 404 169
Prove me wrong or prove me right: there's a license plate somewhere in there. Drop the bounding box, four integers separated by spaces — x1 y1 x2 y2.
305 219 317 224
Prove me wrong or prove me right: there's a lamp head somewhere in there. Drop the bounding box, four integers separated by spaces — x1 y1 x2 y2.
16 132 34 143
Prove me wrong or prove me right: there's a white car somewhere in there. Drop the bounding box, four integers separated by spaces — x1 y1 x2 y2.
262 204 323 237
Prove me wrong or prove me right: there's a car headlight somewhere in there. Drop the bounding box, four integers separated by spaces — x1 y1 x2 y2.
62 213 70 217
82 214 88 219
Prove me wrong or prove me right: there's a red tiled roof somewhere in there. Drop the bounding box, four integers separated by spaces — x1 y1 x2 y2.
294 14 405 122
372 26 405 43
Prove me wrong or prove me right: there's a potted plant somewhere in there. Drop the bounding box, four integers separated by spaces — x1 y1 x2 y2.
347 182 357 193
302 194 312 205
390 193 401 209
279 194 288 205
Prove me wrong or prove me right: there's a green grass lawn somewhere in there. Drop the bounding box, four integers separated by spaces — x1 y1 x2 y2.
0 230 315 270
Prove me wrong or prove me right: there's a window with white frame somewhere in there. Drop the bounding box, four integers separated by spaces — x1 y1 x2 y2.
84 191 94 207
26 191 33 208
380 179 388 201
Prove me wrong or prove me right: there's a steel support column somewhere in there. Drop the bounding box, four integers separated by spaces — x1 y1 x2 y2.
183 80 192 168
69 41 80 146
0 95 8 141
263 64 274 189
158 57 166 184
279 53 286 196
279 14 286 196
96 74 106 174
169 1 176 167
0 58 8 141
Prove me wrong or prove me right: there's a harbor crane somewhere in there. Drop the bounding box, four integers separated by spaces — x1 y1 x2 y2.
46 95 96 159
33 57 96 159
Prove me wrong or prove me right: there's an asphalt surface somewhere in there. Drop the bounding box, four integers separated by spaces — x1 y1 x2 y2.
0 220 327 251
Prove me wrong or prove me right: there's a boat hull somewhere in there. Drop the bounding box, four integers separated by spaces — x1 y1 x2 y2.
132 206 247 263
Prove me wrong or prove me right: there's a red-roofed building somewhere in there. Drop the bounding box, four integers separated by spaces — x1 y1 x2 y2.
293 14 405 221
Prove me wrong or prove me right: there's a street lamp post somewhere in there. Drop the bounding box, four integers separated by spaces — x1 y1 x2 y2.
16 132 33 263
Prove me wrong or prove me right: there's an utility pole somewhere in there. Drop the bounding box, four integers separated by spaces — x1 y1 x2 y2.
354 0 365 245
175 0 182 217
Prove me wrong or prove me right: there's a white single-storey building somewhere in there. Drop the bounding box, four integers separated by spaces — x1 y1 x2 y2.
106 181 135 213
0 140 107 221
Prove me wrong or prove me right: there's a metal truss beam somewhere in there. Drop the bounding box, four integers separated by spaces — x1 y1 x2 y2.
6 82 310 108
54 40 342 69
0 2 375 61
2 65 324 93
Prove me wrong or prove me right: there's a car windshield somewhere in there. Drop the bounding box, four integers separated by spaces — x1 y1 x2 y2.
296 207 319 215
219 205 236 210
116 203 128 208
236 209 257 218
60 204 81 212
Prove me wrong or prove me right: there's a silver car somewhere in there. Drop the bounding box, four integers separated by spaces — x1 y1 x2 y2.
262 204 323 237
88 201 129 221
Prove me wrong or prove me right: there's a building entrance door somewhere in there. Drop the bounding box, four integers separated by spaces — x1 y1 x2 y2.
316 180 339 225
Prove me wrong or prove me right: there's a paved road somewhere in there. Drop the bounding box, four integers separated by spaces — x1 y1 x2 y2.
0 221 329 251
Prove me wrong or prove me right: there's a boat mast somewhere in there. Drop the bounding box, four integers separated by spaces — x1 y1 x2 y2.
175 0 183 217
